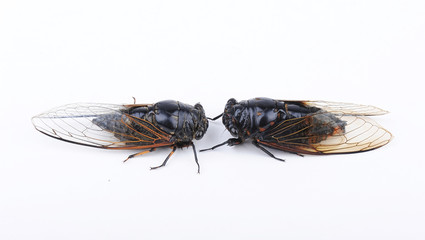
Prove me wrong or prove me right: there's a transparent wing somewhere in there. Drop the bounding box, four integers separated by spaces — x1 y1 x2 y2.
311 115 392 153
281 100 389 116
259 111 392 155
32 103 173 149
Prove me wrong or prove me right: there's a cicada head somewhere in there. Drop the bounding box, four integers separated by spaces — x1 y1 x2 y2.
222 98 248 139
193 103 209 140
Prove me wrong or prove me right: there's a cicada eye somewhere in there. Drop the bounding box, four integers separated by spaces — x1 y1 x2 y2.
194 103 204 111
195 130 204 140
230 127 238 136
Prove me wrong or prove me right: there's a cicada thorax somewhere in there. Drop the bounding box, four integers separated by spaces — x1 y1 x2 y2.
223 98 278 139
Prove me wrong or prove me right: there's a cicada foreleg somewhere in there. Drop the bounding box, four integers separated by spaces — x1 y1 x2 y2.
200 138 243 152
207 113 223 121
190 143 201 174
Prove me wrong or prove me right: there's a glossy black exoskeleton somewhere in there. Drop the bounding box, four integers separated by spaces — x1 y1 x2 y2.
202 97 392 160
120 100 208 147
32 100 208 173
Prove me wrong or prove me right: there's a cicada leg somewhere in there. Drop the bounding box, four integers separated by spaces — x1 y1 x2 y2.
123 148 157 162
150 146 177 170
252 141 285 162
200 138 243 152
190 142 200 174
207 113 223 121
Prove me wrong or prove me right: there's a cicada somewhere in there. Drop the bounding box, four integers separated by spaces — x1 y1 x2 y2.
32 100 209 173
201 97 392 160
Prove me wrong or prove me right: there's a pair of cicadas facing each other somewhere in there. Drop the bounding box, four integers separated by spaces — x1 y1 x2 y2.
32 97 393 173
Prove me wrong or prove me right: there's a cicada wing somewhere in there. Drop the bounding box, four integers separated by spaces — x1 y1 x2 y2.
32 103 173 149
279 100 389 116
259 112 392 155
309 115 392 153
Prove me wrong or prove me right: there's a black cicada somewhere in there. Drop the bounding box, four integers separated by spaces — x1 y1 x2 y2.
32 100 209 173
202 97 392 160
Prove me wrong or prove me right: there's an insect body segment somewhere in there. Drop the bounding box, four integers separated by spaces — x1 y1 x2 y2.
122 100 208 145
32 100 208 173
203 97 392 159
222 98 323 140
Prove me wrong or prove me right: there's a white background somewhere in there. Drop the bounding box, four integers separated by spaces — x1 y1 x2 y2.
1 0 424 239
